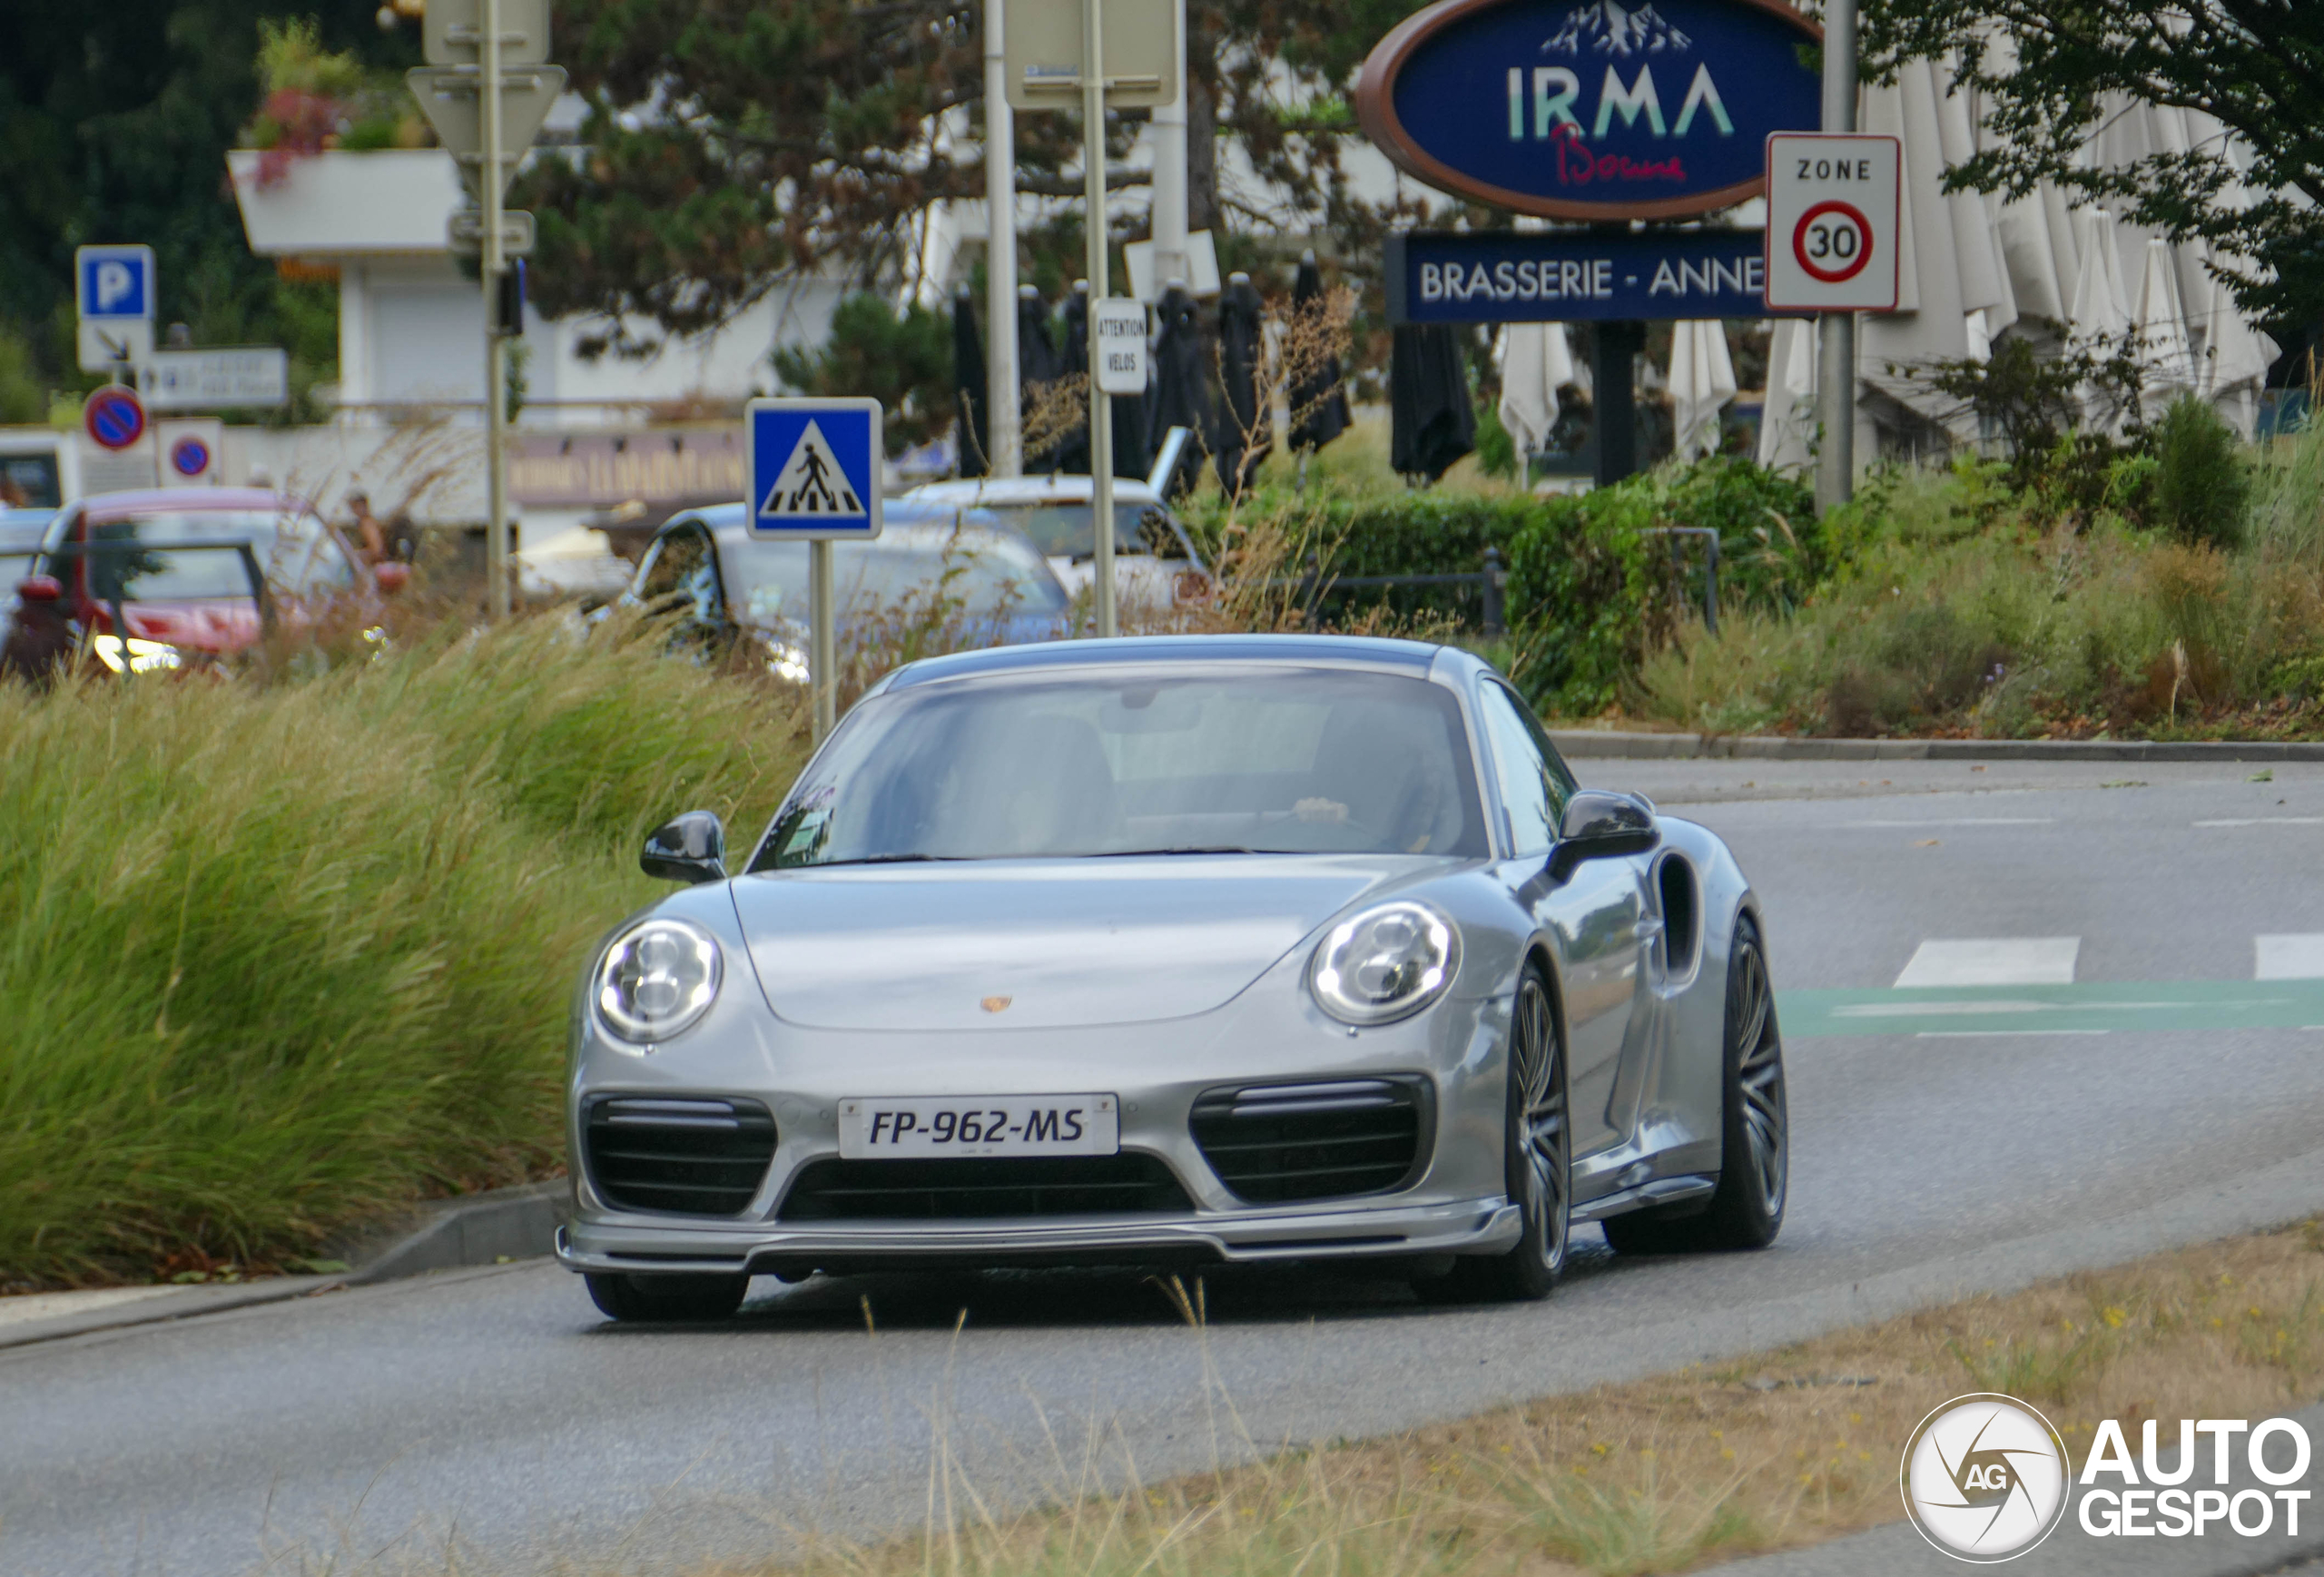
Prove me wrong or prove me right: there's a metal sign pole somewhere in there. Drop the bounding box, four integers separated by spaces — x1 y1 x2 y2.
1083 0 1117 639
985 0 1021 478
481 0 511 618
812 539 836 739
1816 0 1858 513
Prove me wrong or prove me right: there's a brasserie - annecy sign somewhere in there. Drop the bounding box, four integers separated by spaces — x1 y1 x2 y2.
1355 0 1821 222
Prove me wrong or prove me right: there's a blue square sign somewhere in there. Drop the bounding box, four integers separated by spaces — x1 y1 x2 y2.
745 398 883 539
77 244 155 320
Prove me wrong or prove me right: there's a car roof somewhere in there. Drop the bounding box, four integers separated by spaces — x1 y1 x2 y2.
880 634 1448 690
77 488 314 522
901 476 1167 508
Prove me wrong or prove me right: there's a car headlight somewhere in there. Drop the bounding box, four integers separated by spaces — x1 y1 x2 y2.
594 918 723 1044
1309 901 1461 1025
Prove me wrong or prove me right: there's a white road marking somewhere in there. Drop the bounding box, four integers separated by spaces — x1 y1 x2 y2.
1893 937 2080 988
1846 817 2056 828
2193 817 2324 827
2257 935 2324 981
1917 1030 2108 1038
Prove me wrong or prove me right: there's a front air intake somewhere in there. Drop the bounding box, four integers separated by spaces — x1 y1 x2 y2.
1190 1078 1431 1204
779 1155 1193 1220
584 1095 777 1217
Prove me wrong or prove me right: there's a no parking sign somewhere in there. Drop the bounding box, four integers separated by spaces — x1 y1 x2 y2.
1763 133 1901 312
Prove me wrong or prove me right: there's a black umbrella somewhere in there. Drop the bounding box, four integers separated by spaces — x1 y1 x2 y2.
1018 284 1061 469
1390 323 1474 485
1287 251 1350 454
1145 281 1210 498
1212 271 1269 494
952 285 987 478
1056 282 1092 475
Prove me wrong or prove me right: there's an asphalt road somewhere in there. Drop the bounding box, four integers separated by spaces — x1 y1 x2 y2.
14 756 2324 1577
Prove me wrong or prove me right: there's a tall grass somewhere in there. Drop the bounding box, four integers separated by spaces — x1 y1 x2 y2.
0 618 806 1286
1631 417 2324 738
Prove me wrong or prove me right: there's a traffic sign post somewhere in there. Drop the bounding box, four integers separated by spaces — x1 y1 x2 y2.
1006 0 1175 637
409 0 559 621
76 245 157 376
84 386 147 451
1092 300 1147 395
1764 134 1900 312
744 398 885 740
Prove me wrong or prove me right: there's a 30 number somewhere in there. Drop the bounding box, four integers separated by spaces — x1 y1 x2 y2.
1806 221 1859 261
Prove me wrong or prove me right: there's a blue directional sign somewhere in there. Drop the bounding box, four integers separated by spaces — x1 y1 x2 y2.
1385 229 1798 323
76 245 156 320
745 398 884 539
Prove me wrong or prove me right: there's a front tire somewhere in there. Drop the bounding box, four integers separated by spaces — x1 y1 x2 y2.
1603 913 1787 1255
585 1271 749 1322
1415 964 1569 1303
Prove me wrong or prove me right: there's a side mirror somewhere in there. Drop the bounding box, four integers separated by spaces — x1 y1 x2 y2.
374 561 411 595
15 575 61 603
641 810 728 884
1547 790 1658 882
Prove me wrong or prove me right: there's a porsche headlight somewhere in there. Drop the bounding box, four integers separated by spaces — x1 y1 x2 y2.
1309 901 1461 1025
594 918 723 1044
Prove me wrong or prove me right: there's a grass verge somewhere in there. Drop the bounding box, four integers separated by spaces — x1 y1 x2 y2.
678 1223 2324 1577
0 616 807 1287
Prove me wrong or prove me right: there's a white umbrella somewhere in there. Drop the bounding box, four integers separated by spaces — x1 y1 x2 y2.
2132 236 2198 413
2067 207 2133 432
1669 320 1738 461
1757 316 1817 474
1496 322 1575 459
1857 60 1980 439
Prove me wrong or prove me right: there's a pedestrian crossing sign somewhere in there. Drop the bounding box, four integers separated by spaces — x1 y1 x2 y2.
745 397 883 538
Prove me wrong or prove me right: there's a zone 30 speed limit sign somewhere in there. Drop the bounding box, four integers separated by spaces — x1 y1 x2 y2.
1764 133 1901 312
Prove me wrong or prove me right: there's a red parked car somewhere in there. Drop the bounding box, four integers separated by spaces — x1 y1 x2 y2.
5 488 399 678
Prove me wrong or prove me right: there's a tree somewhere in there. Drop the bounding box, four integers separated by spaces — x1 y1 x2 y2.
1866 0 2324 328
516 0 1425 353
0 4 409 386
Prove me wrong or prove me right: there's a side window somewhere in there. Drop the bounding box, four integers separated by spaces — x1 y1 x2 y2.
637 524 721 617
1512 689 1577 810
1478 682 1557 856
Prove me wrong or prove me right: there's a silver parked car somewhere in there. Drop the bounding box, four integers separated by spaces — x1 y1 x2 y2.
558 636 1787 1320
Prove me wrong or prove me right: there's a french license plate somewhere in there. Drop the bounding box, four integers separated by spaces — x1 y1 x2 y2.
837 1094 1118 1158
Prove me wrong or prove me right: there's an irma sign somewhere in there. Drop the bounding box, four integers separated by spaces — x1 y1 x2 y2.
1355 0 1821 222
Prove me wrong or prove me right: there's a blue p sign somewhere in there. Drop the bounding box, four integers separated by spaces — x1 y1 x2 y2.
77 245 154 320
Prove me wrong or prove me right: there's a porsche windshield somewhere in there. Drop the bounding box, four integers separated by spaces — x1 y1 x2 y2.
758 666 1487 865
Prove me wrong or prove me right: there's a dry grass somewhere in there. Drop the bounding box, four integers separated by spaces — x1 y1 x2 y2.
652 1223 2324 1577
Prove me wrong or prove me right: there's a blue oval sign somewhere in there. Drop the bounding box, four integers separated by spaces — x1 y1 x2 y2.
1356 0 1821 222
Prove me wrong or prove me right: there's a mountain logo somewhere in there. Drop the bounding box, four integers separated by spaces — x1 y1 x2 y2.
759 419 865 517
1543 0 1691 56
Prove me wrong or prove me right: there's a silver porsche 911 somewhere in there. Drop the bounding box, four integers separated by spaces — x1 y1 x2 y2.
557 636 1787 1321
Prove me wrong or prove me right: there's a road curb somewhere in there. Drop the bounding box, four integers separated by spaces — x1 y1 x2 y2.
0 1180 566 1351
1547 730 2324 763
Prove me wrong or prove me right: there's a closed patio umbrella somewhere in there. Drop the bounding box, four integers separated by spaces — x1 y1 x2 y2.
1213 271 1270 494
1669 320 1738 461
1287 252 1351 456
953 285 987 478
1390 324 1473 485
1498 322 1574 460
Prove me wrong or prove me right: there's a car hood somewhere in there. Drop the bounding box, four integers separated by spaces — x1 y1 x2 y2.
728 854 1447 1030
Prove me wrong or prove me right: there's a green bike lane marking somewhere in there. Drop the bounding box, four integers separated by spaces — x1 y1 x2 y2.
1777 980 2324 1039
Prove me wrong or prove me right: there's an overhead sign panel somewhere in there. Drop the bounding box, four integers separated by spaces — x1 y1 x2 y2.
1763 133 1902 311
1386 229 1787 323
744 399 883 540
1004 0 1178 110
1355 0 1822 222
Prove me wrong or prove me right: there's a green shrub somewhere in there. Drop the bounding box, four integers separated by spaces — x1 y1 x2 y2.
2149 394 2252 549
0 620 805 1286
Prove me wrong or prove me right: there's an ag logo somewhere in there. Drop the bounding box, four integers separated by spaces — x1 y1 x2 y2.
1902 1393 2071 1562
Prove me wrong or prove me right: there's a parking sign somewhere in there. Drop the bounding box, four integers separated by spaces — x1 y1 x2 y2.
1763 135 1901 313
745 399 883 540
77 245 155 320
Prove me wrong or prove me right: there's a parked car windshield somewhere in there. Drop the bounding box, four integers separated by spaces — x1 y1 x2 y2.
645 522 1068 627
0 511 51 588
756 665 1487 866
978 502 1181 560
77 509 355 603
